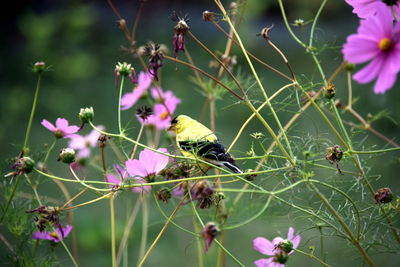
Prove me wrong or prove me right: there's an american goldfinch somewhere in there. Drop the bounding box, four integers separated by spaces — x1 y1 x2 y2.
168 115 242 173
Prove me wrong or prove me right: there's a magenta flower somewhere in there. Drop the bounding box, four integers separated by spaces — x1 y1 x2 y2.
140 88 181 129
125 148 169 184
345 0 400 18
32 225 72 243
253 227 301 267
120 72 153 110
68 126 104 158
342 5 400 94
105 164 151 193
41 118 80 138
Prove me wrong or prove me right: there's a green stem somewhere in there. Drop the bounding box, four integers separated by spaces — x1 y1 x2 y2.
23 74 41 151
0 176 21 224
294 248 330 267
308 182 375 267
309 0 327 48
350 147 400 154
110 195 116 267
118 76 125 134
137 195 149 265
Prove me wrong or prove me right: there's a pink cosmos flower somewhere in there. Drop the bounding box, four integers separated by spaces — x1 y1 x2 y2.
41 118 80 138
342 4 400 94
68 126 104 158
253 227 301 267
32 225 72 243
120 72 152 110
125 148 169 184
140 88 181 129
105 164 151 193
345 0 400 18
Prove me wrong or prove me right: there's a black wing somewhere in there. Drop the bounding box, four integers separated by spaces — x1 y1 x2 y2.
179 141 242 173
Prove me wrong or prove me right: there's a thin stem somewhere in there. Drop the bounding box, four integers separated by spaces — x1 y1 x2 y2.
308 182 375 267
264 37 296 82
130 123 144 159
192 217 204 267
347 70 353 109
23 74 41 151
137 195 149 265
61 193 112 211
277 0 307 47
131 0 144 41
117 76 125 134
137 194 187 267
349 147 400 154
69 166 110 191
294 248 331 267
309 0 327 48
117 198 142 266
215 0 294 159
110 195 116 267
0 176 21 224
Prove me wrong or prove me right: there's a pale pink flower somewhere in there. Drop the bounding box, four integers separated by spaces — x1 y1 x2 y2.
345 0 400 18
342 4 400 94
32 225 72 243
105 165 151 193
41 118 79 138
253 227 301 267
120 72 152 110
68 126 104 158
125 148 169 183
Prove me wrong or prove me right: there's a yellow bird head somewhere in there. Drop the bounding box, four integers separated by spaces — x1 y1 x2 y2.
168 115 192 134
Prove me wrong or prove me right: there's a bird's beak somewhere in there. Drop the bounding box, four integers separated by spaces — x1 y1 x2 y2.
167 125 175 131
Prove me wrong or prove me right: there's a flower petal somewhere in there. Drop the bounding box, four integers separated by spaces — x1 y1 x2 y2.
68 134 85 149
353 56 384 84
153 148 169 174
55 118 69 129
342 34 379 63
41 119 56 132
254 258 275 267
253 237 275 256
374 63 397 94
125 159 148 177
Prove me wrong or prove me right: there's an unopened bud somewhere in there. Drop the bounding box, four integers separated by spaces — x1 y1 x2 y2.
157 188 172 203
12 157 35 174
374 187 393 204
345 63 355 72
202 10 215 21
274 252 289 264
324 82 336 99
294 19 304 27
58 148 75 164
201 222 220 252
33 62 46 73
79 107 94 123
278 239 294 253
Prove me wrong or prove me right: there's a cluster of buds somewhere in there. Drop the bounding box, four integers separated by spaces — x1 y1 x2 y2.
26 206 62 234
114 62 137 85
10 156 35 176
323 82 336 99
143 43 164 81
170 11 190 58
374 187 394 204
325 145 343 174
201 222 220 252
191 180 215 209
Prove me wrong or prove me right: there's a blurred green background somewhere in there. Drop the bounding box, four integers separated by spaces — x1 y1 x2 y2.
1 0 399 266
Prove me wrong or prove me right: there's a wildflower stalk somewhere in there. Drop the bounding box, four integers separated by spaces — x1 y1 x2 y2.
117 76 125 134
116 198 142 266
0 176 21 224
69 166 110 191
23 74 41 152
307 182 375 267
347 70 353 109
137 196 149 265
294 248 330 267
350 147 400 154
192 217 204 267
130 123 144 159
137 194 187 267
61 192 112 211
214 0 295 161
110 194 116 267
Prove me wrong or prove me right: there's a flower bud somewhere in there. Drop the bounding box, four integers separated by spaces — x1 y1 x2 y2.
293 18 304 27
202 10 215 21
79 107 94 123
244 169 258 181
33 62 46 73
58 148 76 164
115 62 135 77
374 187 393 204
325 145 343 163
323 82 336 99
278 239 294 253
345 63 355 72
157 188 172 203
12 156 35 174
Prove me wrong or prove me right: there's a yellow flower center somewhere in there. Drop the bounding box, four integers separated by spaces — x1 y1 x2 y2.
50 232 59 239
160 111 169 120
379 38 392 51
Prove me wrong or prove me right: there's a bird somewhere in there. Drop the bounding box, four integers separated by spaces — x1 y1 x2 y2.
168 115 242 173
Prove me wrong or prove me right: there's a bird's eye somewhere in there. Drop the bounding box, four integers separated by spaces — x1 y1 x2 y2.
171 117 178 125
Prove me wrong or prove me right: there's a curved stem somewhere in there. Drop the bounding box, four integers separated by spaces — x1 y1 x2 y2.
110 195 116 267
137 195 149 265
294 248 331 267
118 76 125 134
23 74 41 151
